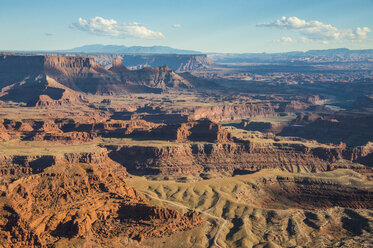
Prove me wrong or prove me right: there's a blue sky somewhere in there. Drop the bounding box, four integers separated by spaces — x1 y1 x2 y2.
0 0 372 53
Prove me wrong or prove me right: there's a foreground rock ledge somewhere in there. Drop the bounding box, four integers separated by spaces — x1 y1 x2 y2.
0 161 202 247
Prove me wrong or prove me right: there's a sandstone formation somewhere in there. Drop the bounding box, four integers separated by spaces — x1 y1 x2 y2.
107 141 373 177
108 57 129 73
1 117 372 180
119 54 213 72
0 52 373 247
0 54 214 97
243 175 373 209
128 170 373 248
188 104 281 122
0 74 87 107
0 118 161 142
0 159 202 247
0 149 115 184
144 119 233 142
239 121 286 134
114 65 194 92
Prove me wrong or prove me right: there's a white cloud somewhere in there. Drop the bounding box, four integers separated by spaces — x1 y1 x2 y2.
355 27 371 39
271 36 295 43
258 16 371 42
173 24 181 28
281 37 295 43
299 37 311 43
71 16 165 39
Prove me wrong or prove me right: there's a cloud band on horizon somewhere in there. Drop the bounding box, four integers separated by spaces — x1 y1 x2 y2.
258 16 371 44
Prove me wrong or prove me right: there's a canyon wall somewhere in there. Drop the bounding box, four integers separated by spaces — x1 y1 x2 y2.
188 104 278 122
120 54 213 72
107 142 373 177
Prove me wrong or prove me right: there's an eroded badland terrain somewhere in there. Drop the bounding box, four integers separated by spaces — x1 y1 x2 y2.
0 51 373 247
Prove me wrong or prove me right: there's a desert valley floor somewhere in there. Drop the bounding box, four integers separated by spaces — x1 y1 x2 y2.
0 51 372 247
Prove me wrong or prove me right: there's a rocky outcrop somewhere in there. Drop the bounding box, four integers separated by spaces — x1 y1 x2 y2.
120 54 213 72
117 65 194 92
2 117 372 179
0 122 10 141
240 175 373 209
0 54 210 96
175 119 233 143
0 204 42 247
108 141 373 177
60 119 162 138
0 161 202 247
109 57 129 73
0 150 115 184
0 74 88 107
0 118 162 142
188 104 277 122
147 119 233 142
239 121 286 134
187 100 314 122
0 54 103 87
26 131 94 143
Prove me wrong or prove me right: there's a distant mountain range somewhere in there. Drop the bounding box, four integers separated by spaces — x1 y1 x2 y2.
296 48 373 56
209 48 373 63
59 44 202 54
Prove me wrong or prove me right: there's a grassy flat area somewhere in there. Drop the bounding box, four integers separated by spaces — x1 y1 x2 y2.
0 139 101 155
87 92 224 110
248 114 297 123
0 137 211 156
224 126 334 148
0 137 213 156
100 137 212 148
100 137 184 147
0 105 107 122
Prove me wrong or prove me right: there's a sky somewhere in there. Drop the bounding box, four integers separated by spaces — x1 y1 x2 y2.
0 0 372 53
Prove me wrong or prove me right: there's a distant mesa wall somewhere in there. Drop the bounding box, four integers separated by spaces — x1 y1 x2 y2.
120 54 213 72
0 118 161 142
107 141 373 177
188 104 278 122
0 54 106 92
0 54 208 95
146 119 233 143
2 117 373 181
0 54 99 75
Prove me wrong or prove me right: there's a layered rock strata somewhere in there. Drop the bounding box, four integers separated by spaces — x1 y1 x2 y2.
108 142 373 177
0 161 202 247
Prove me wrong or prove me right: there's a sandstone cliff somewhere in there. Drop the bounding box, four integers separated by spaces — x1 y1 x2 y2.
0 159 202 247
0 54 212 96
107 141 373 178
0 74 88 107
120 54 213 72
188 104 277 122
